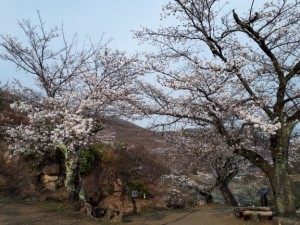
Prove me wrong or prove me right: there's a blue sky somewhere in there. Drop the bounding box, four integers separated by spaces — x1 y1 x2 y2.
0 0 168 85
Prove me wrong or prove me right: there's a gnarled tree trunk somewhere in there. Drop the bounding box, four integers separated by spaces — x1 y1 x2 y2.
59 144 85 202
215 156 239 206
218 183 238 206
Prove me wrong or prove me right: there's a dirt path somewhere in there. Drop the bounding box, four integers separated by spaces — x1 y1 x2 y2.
0 196 273 225
125 204 273 225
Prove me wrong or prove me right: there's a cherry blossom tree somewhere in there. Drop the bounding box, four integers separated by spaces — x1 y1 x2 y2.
161 129 240 206
0 15 140 203
132 0 300 216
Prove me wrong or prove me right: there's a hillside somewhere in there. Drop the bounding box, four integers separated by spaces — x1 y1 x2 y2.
103 117 164 150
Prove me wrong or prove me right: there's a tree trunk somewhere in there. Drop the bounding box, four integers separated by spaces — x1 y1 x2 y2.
214 156 238 206
270 159 296 217
196 188 213 203
269 126 296 217
219 184 238 206
59 144 85 202
131 197 137 214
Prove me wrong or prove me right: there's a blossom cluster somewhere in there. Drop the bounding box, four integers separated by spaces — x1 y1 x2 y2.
7 99 96 156
235 108 281 135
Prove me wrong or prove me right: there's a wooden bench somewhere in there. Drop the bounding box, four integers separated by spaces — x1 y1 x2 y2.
243 210 274 221
234 207 274 221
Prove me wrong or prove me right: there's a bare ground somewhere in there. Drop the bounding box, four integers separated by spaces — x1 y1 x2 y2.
125 204 273 225
0 196 99 225
0 196 273 225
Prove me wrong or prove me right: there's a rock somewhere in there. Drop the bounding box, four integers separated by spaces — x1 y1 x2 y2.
44 181 57 191
42 175 58 183
43 164 60 175
42 175 58 191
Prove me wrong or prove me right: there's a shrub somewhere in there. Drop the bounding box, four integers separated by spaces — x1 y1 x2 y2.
128 179 149 198
80 143 104 175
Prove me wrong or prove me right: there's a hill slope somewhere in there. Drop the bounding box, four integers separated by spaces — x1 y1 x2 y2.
103 117 164 150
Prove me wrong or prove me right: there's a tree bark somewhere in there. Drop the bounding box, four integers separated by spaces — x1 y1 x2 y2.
214 156 239 206
196 188 213 204
270 163 296 217
269 125 296 217
59 144 85 202
219 184 238 206
131 197 138 214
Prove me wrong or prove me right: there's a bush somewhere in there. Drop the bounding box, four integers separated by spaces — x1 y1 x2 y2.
128 179 149 198
80 143 104 175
